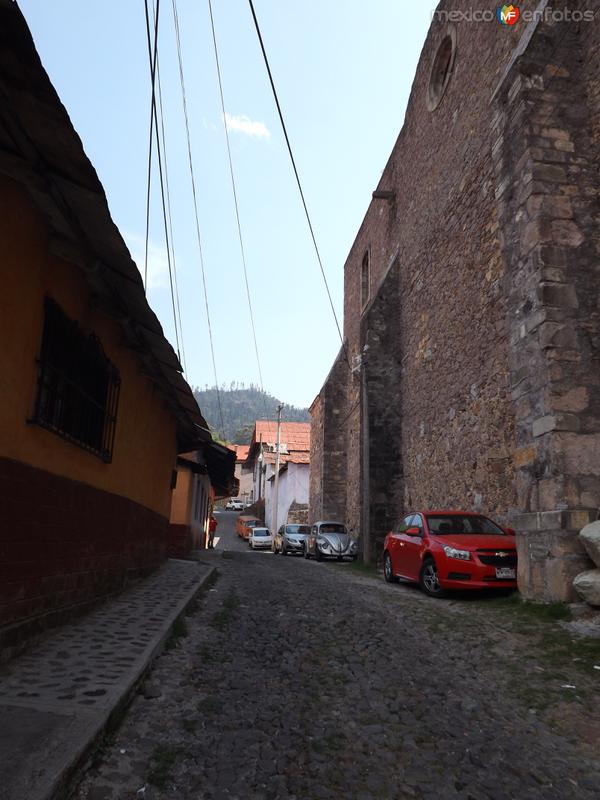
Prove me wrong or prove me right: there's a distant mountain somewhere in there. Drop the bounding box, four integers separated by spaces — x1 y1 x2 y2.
193 384 310 444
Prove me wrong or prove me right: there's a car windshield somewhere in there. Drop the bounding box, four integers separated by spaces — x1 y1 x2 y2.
286 525 310 535
426 515 506 535
320 524 347 534
253 529 270 537
246 521 259 527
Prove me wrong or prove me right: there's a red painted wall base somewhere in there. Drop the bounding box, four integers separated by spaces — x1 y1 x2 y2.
0 457 168 657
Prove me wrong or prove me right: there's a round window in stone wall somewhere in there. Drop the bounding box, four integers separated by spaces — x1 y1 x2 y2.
426 27 457 112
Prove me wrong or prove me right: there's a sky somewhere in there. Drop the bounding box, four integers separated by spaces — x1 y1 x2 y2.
19 0 435 410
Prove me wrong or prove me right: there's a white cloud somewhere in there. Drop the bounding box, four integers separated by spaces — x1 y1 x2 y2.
224 112 271 139
126 232 170 291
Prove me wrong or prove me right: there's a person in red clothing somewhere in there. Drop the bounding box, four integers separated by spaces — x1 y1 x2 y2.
208 515 217 549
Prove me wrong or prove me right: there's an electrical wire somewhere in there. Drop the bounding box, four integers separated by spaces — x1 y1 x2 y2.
247 0 350 369
207 0 269 423
143 0 182 364
153 0 187 373
142 0 159 292
171 0 225 434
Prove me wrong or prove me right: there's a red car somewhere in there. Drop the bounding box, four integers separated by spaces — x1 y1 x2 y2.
383 510 517 597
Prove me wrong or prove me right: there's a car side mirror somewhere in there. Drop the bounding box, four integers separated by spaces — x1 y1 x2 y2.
405 526 422 537
504 527 516 536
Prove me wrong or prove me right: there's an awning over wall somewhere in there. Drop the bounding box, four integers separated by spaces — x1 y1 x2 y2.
178 443 237 499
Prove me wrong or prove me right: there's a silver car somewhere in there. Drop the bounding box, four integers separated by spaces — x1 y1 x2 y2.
273 524 311 555
305 521 358 562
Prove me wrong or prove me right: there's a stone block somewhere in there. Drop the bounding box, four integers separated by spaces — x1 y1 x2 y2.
573 569 600 606
545 64 570 78
545 556 590 603
531 163 567 184
554 139 575 153
539 321 577 349
579 521 600 568
513 444 537 468
514 510 565 531
551 220 584 248
532 415 555 437
558 433 600 476
537 245 567 267
540 127 571 141
526 194 573 219
538 282 578 308
521 219 552 254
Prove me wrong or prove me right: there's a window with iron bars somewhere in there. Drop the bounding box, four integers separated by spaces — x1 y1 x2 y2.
31 298 121 462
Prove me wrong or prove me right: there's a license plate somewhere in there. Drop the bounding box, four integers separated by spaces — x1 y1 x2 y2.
496 567 516 579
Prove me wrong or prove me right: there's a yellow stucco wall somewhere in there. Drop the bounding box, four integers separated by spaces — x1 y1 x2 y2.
0 175 178 518
170 467 193 525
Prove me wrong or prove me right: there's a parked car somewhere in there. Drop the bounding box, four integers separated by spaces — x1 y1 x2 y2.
249 527 273 550
383 510 517 597
226 499 244 511
273 524 311 555
305 520 358 561
236 515 262 540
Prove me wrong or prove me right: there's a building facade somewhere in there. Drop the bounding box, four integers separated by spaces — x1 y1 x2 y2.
169 444 236 556
265 461 310 533
311 0 600 601
231 445 254 503
0 4 233 654
245 421 311 529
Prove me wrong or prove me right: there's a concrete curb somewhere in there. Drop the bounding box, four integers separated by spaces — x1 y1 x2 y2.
61 562 216 800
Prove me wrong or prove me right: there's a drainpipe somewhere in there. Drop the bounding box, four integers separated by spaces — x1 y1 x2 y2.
361 360 371 564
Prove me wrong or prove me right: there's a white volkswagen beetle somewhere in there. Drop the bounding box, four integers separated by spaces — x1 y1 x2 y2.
305 521 358 561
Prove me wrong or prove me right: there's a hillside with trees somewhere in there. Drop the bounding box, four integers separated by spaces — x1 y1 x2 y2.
193 383 310 444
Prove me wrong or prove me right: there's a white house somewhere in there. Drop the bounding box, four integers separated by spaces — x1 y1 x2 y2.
244 420 311 530
265 460 310 532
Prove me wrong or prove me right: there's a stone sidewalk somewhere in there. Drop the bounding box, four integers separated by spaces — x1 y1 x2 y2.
0 558 214 800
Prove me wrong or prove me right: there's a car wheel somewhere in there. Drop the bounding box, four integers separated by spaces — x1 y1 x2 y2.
419 558 445 597
315 548 323 562
384 551 398 583
304 545 311 560
282 545 287 556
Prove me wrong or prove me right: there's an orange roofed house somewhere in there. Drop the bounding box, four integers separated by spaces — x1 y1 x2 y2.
230 444 253 504
244 422 311 531
0 3 235 655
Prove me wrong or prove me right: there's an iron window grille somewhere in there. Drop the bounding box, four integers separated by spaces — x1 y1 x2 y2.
32 298 120 462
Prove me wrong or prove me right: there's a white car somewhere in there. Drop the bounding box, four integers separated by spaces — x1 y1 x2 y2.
225 499 244 511
249 527 273 550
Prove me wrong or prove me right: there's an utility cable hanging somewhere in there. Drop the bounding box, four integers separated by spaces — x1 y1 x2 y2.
207 0 269 422
143 0 183 364
153 0 187 373
171 0 225 434
247 0 350 370
143 0 160 292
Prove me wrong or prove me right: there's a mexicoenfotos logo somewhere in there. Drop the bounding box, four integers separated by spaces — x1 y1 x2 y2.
497 5 520 25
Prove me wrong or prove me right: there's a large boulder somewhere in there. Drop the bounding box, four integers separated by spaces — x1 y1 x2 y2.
573 569 600 607
579 521 600 568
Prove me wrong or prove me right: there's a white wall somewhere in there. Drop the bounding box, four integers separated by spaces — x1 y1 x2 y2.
265 463 310 533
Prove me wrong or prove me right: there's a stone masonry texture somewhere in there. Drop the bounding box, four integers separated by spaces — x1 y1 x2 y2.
311 0 600 599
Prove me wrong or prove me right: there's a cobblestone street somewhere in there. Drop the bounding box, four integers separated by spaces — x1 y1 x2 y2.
76 513 600 800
